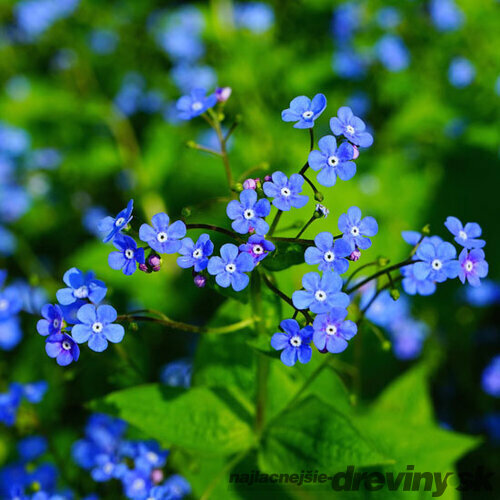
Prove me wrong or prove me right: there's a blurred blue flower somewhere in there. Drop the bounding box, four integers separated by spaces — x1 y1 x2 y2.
429 0 464 32
281 94 327 129
234 2 275 33
89 29 119 54
0 226 16 256
332 48 368 80
360 288 409 328
463 280 500 307
171 64 217 94
0 122 30 157
82 206 107 236
390 318 428 360
481 356 500 398
0 316 22 350
376 35 410 72
376 7 401 29
122 468 152 499
72 304 124 352
0 285 23 320
162 474 191 498
134 441 169 473
207 243 255 291
18 436 48 462
263 171 308 211
448 57 475 88
271 319 313 366
226 189 271 235
331 2 362 42
160 359 192 388
29 148 62 170
305 232 351 274
0 384 23 426
0 185 31 223
22 380 48 403
5 75 31 101
345 91 371 116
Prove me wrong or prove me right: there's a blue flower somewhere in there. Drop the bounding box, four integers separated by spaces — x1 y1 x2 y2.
444 216 485 249
458 248 488 287
0 384 23 426
226 189 271 235
308 136 356 187
338 206 378 251
262 171 308 211
271 319 313 367
330 106 373 148
139 213 187 254
18 436 47 462
281 94 327 129
72 304 124 352
430 0 464 32
464 279 500 307
22 380 48 403
312 308 357 353
37 304 64 336
98 199 134 243
160 359 192 388
401 264 437 296
45 333 80 366
207 243 255 291
122 469 152 500
176 88 217 120
414 241 460 283
481 356 500 398
0 317 22 351
134 441 169 473
332 48 368 80
162 474 191 498
0 285 23 320
91 454 127 482
292 271 349 314
56 268 107 305
305 232 351 273
177 234 213 272
108 235 145 276
238 235 275 264
234 2 275 33
448 57 475 88
389 318 428 361
376 35 410 72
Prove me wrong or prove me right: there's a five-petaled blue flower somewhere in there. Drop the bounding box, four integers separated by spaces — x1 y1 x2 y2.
56 268 107 306
414 241 460 283
330 106 373 147
281 93 327 129
308 136 356 187
338 206 378 251
458 248 488 287
226 189 271 235
37 304 64 336
177 233 214 272
271 319 313 367
239 235 275 264
139 213 187 254
312 308 357 353
108 235 145 276
176 88 217 120
207 243 254 291
263 171 308 211
401 264 437 296
305 232 352 273
45 333 80 366
444 216 486 249
292 271 349 313
98 199 134 243
72 304 125 352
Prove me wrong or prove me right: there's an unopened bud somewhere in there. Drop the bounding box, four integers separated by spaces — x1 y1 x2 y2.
148 254 162 272
264 175 272 182
139 263 150 273
382 340 392 351
390 289 400 301
378 257 390 266
194 274 207 288
233 182 243 193
314 191 324 202
348 249 362 261
215 86 232 102
352 145 360 160
151 469 164 484
422 224 431 235
181 207 192 218
318 346 329 354
243 178 257 190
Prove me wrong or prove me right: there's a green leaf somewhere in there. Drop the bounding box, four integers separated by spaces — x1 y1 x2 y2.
262 241 305 272
259 396 390 472
93 385 255 456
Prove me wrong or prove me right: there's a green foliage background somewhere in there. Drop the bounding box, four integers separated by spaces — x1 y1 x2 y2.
0 0 499 498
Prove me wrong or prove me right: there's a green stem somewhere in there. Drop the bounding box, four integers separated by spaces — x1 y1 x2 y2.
344 260 380 289
299 128 314 174
185 223 242 241
268 236 314 245
186 142 223 157
208 110 234 193
295 214 316 239
268 210 283 236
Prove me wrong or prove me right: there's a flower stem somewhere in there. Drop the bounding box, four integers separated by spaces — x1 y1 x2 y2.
344 260 380 289
268 236 314 245
186 141 223 157
299 128 314 175
185 223 242 241
207 110 234 194
295 214 316 239
268 210 283 237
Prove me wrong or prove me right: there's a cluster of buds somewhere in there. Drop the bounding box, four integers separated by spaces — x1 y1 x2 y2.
139 253 162 273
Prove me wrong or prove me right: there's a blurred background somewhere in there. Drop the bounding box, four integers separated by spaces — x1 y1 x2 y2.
0 0 499 497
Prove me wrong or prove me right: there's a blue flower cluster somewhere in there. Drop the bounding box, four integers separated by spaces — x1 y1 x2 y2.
73 413 191 499
401 216 488 296
37 268 125 365
0 381 47 426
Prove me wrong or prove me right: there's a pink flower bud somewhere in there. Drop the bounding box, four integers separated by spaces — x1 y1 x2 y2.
348 249 362 261
139 263 150 273
352 145 360 160
215 87 232 102
243 178 257 190
194 274 207 288
148 254 162 272
264 175 272 182
151 469 164 484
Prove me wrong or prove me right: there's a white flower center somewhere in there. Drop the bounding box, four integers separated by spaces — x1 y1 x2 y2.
280 187 291 198
157 231 168 243
315 290 327 302
192 248 203 259
103 462 113 474
350 226 360 236
125 249 134 259
290 335 302 347
324 251 335 262
191 101 203 111
0 299 8 311
253 244 264 255
326 324 337 335
115 217 125 227
132 478 146 491
431 259 443 270
53 319 60 328
243 209 254 220
62 340 72 350
465 260 474 272
346 125 355 135
146 452 158 463
302 110 314 119
74 286 89 299
92 322 104 333
327 155 339 167
225 263 236 273
458 230 467 240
